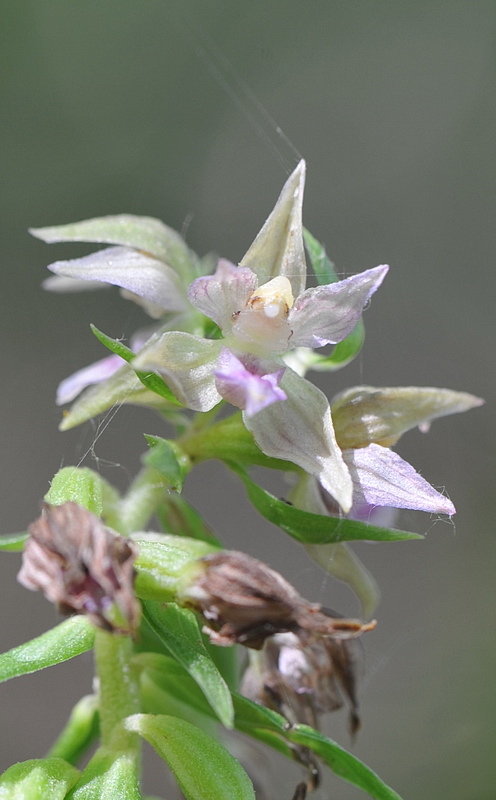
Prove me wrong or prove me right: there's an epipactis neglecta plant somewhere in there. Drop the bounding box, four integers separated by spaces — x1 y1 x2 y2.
0 162 482 800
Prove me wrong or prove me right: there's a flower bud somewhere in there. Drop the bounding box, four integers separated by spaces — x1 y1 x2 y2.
182 550 375 650
332 385 483 449
18 502 140 634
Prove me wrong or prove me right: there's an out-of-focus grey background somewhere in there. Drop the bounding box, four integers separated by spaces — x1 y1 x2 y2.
1 1 494 797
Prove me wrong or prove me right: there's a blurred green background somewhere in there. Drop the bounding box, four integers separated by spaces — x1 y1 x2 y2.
1 1 494 797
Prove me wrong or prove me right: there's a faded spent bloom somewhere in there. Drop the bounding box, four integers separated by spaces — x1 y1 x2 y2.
133 162 388 512
241 627 362 736
18 502 140 634
182 550 375 650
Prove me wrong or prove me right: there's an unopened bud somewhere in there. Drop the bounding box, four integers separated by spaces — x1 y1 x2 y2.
332 385 483 449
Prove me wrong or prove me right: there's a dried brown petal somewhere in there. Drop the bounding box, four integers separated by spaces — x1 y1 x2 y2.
18 502 140 634
241 627 363 737
184 551 375 649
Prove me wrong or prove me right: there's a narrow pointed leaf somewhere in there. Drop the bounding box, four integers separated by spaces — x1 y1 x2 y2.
0 533 28 551
143 435 186 492
156 493 222 546
303 228 338 285
0 758 80 800
138 656 401 799
303 228 365 369
0 617 95 683
141 600 234 728
59 363 170 431
227 463 422 543
125 714 255 800
91 325 182 405
288 725 403 800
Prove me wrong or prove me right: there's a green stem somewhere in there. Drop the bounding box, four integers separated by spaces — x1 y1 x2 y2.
94 630 141 753
118 465 167 535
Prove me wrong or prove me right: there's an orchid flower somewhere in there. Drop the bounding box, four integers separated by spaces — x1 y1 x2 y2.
288 385 483 614
133 162 388 512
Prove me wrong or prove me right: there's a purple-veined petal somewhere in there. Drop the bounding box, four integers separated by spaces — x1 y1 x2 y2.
132 331 223 411
243 368 353 512
240 160 307 298
343 443 455 515
289 265 389 348
31 214 194 273
56 354 124 405
46 246 188 313
188 259 258 331
214 348 286 417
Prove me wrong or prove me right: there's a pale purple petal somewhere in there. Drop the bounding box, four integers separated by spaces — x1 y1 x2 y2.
132 331 223 412
56 355 124 405
289 265 389 348
47 246 188 312
188 259 258 332
243 368 353 512
343 443 455 515
43 275 110 293
214 349 286 417
240 160 307 298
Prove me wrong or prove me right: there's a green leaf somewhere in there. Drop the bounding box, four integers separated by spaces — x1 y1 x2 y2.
48 695 99 766
141 601 234 729
287 725 403 800
156 492 222 546
303 228 365 369
228 463 423 544
232 694 403 799
0 617 95 683
138 657 403 799
303 228 338 285
65 748 141 800
136 653 215 719
90 325 182 406
0 532 28 551
59 362 171 431
125 714 255 800
307 320 364 371
181 412 294 471
143 435 186 492
0 758 80 800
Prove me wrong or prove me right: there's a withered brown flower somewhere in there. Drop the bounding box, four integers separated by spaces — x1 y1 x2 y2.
241 626 362 736
18 502 140 634
184 550 375 650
